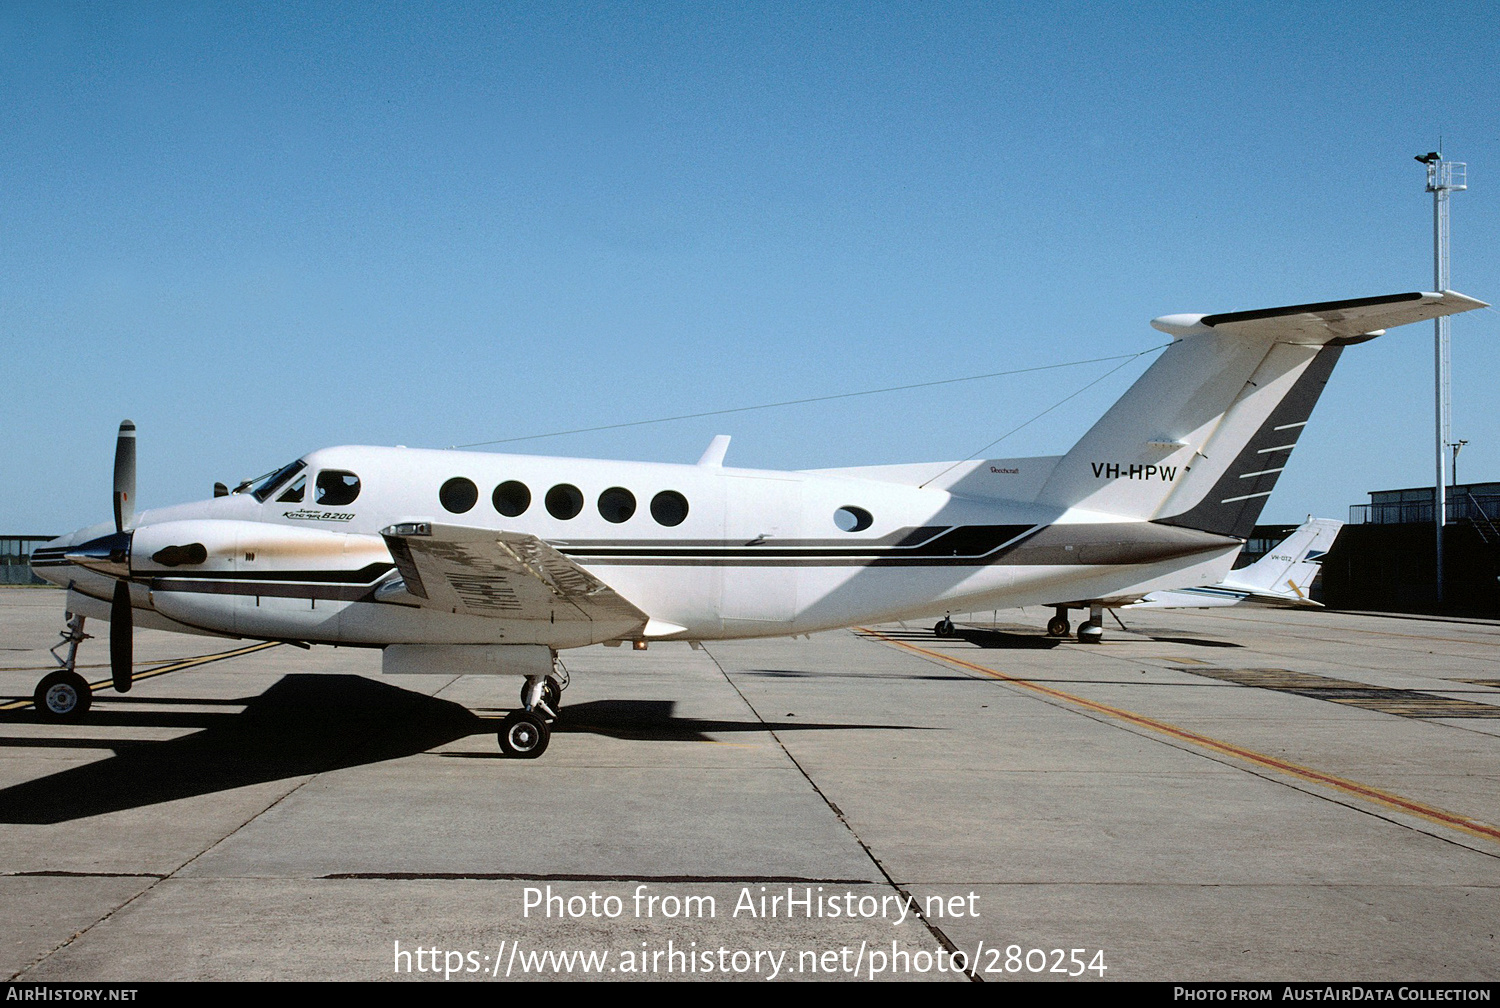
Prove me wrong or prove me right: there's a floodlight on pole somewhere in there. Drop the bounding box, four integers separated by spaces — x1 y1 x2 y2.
1420 153 1466 603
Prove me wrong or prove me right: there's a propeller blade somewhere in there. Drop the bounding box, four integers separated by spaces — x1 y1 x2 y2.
110 580 133 694
113 420 136 533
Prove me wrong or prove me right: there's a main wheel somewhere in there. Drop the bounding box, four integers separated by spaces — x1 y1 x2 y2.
34 671 92 719
934 618 956 638
1046 616 1070 637
498 711 550 759
1077 620 1104 644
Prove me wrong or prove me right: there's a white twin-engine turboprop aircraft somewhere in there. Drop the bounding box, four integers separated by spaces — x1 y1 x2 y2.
29 289 1486 757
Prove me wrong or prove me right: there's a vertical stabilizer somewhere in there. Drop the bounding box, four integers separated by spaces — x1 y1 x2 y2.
1035 290 1485 539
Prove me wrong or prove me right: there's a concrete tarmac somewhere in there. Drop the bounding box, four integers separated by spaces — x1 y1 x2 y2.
1 586 1497 982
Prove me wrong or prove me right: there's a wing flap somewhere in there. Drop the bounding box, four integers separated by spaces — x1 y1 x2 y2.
380 522 650 628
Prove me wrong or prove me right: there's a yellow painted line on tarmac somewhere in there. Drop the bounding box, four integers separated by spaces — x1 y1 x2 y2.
859 627 1500 848
1 641 283 711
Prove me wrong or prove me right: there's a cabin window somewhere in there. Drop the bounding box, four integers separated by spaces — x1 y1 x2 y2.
440 477 479 514
545 484 584 520
315 470 361 506
598 487 636 523
493 481 531 517
834 506 873 532
650 490 689 527
276 475 306 503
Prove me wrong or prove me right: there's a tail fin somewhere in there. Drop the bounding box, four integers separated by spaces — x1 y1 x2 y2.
1220 517 1343 603
1036 290 1486 539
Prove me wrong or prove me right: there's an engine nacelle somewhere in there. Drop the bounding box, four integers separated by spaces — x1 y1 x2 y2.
131 520 392 639
130 519 389 577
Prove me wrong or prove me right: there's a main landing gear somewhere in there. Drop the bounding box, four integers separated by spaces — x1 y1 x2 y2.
1076 603 1105 645
1046 607 1070 638
1045 603 1106 643
35 614 93 720
497 664 569 759
933 616 957 638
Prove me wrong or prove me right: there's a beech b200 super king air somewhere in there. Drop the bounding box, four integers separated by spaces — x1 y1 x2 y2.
29 289 1486 758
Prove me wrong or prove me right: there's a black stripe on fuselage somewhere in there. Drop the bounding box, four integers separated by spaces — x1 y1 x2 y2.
560 524 1038 561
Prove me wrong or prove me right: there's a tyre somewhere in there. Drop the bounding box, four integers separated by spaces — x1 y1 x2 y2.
34 671 92 719
498 711 550 758
1046 616 1070 637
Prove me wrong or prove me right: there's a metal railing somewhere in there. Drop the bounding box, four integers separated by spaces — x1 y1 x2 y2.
1350 494 1500 526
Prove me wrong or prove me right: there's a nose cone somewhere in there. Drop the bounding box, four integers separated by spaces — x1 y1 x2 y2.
64 530 133 578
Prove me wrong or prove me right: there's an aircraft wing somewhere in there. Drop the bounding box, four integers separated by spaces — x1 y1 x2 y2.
379 521 650 628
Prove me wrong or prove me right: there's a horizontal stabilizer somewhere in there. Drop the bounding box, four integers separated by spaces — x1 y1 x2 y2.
1152 290 1487 344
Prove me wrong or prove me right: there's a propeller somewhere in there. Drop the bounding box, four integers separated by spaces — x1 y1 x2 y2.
110 420 135 694
110 579 133 693
113 420 136 533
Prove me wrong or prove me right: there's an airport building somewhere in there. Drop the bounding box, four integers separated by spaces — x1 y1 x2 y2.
1 535 54 586
1320 481 1500 616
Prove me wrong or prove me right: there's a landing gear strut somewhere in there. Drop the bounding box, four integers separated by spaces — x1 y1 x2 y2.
498 661 569 759
35 614 92 720
1077 602 1105 644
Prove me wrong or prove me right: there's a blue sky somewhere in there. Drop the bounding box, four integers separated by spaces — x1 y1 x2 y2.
3 1 1498 533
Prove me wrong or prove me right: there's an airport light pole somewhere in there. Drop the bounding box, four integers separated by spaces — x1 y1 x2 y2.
1416 152 1465 604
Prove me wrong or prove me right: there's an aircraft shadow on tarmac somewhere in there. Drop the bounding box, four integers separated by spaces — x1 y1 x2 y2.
879 627 1244 650
0 677 923 822
1135 635 1244 648
542 699 923 744
862 628 1063 650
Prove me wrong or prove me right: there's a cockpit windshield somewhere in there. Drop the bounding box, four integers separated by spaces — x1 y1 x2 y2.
244 460 308 502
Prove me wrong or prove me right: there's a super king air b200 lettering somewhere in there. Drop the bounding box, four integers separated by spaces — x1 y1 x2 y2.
29 289 1487 758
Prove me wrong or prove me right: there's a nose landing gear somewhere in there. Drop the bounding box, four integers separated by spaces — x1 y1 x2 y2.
34 614 93 720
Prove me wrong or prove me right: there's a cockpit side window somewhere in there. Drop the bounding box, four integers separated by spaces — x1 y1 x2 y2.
250 460 307 502
315 470 361 506
276 475 306 503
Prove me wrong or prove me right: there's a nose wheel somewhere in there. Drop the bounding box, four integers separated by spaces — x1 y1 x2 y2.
35 614 92 720
34 670 92 719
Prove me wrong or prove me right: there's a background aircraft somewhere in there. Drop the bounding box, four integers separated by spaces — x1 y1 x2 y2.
939 517 1344 639
1124 516 1343 610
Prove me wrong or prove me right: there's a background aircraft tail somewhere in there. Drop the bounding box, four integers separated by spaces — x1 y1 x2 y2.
1034 291 1485 539
1221 517 1343 603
